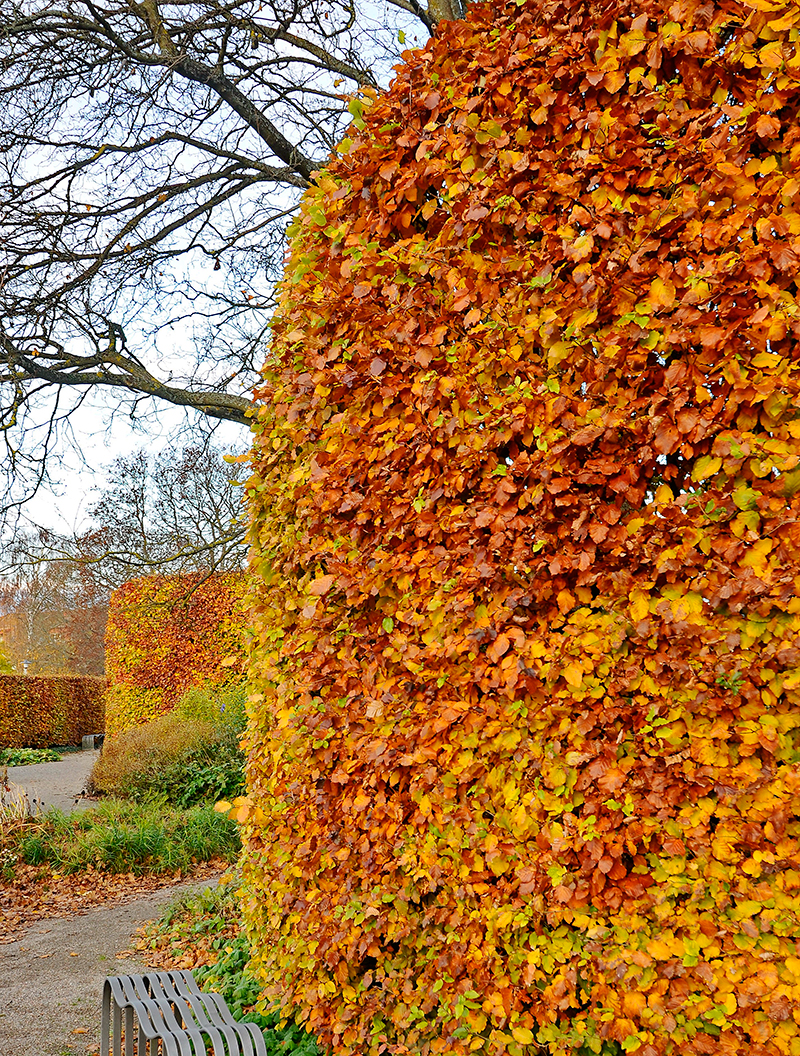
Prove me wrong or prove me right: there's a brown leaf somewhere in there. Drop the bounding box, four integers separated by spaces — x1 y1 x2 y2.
487 634 510 662
308 574 335 596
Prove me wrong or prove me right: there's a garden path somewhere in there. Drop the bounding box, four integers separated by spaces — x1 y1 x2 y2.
1 748 223 1055
6 752 99 814
0 876 220 1056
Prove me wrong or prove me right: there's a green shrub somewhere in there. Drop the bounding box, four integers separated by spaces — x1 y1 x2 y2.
176 684 247 729
142 881 322 1056
89 691 246 806
0 747 61 765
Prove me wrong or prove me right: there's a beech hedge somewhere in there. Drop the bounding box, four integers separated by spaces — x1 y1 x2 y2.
242 0 800 1054
0 675 106 749
105 573 246 737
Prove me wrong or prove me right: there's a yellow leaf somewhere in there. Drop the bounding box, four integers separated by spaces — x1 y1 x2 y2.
760 155 778 175
622 991 647 1015
647 938 673 960
648 276 676 308
760 40 784 68
630 592 649 622
741 537 773 570
682 591 703 615
511 1027 534 1045
654 483 674 505
620 28 647 56
564 663 583 688
692 455 722 481
488 854 508 876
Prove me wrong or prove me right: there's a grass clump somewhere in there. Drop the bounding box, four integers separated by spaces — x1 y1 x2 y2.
138 880 321 1056
7 799 239 876
90 685 247 807
0 747 62 765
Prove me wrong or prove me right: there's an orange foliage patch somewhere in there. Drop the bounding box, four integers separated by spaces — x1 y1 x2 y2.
244 0 800 1054
105 574 245 736
0 676 105 748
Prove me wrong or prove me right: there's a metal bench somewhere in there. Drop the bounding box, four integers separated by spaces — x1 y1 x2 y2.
101 969 267 1056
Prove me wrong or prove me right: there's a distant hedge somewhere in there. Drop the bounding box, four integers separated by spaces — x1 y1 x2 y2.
105 573 246 737
0 675 106 748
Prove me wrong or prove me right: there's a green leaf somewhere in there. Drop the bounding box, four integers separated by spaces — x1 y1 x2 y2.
308 205 327 227
348 97 366 130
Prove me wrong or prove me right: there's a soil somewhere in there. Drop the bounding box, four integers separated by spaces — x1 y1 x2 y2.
0 751 224 1056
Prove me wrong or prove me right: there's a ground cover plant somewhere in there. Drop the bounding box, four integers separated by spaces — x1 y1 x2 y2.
243 0 800 1053
0 747 61 765
0 799 239 881
90 685 247 806
136 880 321 1056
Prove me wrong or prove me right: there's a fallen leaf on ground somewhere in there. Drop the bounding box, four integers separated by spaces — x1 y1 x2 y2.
0 859 226 942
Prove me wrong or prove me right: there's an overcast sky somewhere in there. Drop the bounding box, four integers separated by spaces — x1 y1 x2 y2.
5 2 428 541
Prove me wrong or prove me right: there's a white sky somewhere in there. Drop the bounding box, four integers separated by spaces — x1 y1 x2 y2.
5 1 429 539
21 397 249 534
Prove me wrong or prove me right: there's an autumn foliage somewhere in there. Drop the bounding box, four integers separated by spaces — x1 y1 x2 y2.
243 0 800 1053
0 675 105 748
105 574 246 736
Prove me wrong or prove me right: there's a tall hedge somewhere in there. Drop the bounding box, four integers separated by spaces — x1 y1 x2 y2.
244 0 800 1053
105 573 246 736
0 675 105 748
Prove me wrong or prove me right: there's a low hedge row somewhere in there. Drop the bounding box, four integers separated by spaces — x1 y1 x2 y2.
0 675 106 748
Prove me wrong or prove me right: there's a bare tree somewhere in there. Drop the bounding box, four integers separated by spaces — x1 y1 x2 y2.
0 0 464 518
0 534 82 673
0 441 248 672
74 442 249 589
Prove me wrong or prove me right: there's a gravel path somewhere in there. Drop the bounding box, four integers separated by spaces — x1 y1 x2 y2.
6 752 99 814
0 878 219 1056
0 750 221 1055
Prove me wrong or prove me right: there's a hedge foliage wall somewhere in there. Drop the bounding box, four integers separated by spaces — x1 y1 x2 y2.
244 0 800 1053
105 573 246 736
0 675 106 748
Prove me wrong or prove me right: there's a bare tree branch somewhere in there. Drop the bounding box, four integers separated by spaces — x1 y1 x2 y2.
0 0 461 518
0 332 252 424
